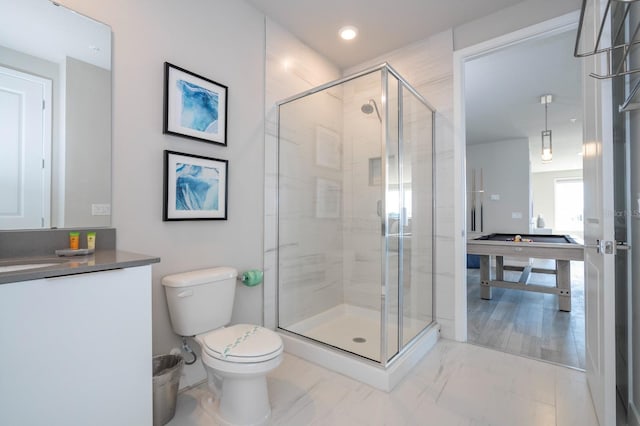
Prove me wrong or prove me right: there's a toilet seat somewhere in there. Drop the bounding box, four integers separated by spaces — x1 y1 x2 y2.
199 324 283 363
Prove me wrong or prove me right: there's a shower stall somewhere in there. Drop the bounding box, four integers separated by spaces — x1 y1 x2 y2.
275 63 437 387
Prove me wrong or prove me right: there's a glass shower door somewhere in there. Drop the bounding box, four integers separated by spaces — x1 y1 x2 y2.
399 84 435 347
277 70 386 362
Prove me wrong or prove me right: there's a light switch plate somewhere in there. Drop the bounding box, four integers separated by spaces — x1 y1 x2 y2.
91 204 111 216
490 194 500 201
512 212 523 219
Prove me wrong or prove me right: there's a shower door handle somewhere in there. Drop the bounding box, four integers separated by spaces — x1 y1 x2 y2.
377 200 385 236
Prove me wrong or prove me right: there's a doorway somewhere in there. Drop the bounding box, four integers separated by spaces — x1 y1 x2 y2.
456 15 586 369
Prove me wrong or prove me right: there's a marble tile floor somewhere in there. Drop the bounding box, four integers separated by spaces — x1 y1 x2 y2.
168 339 598 426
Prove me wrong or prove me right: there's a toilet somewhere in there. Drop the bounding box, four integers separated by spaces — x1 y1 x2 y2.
162 267 283 426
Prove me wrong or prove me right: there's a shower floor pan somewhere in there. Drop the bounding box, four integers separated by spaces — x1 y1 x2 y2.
279 303 439 391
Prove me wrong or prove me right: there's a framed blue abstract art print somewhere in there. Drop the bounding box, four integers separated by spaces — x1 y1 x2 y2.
164 62 228 145
163 150 228 221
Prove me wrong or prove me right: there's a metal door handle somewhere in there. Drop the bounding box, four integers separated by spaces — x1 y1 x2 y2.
583 240 631 254
583 240 606 253
616 242 631 251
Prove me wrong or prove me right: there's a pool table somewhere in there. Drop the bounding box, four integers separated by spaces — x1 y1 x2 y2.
467 233 584 312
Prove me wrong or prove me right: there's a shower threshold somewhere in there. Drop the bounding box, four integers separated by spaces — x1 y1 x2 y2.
279 304 440 391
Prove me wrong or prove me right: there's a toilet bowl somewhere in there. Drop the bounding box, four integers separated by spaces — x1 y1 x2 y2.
195 324 283 425
161 268 283 426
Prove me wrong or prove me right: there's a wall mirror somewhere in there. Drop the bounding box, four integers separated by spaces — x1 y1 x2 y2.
0 0 112 230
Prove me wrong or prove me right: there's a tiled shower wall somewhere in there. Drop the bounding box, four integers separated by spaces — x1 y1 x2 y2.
263 19 341 328
340 72 385 312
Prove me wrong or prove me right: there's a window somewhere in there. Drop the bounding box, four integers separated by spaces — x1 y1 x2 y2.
554 178 583 232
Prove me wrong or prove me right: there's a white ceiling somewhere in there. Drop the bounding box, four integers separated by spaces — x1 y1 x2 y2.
464 29 583 172
0 0 111 70
246 0 526 70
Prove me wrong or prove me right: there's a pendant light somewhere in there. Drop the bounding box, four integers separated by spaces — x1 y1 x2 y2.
541 94 553 163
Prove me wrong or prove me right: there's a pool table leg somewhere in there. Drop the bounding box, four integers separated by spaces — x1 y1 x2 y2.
480 255 492 300
557 260 571 312
495 256 504 282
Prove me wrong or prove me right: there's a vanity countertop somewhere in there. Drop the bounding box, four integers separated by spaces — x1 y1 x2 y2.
0 250 160 285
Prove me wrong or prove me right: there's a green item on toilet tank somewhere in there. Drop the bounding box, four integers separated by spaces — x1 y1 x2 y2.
241 270 263 286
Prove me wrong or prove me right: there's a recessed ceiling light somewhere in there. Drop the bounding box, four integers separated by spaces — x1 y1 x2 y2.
339 26 358 41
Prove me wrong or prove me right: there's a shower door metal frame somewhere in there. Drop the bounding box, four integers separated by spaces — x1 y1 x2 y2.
380 66 390 364
384 73 439 367
275 63 437 369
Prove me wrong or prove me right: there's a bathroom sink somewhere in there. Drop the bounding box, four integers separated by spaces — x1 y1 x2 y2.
0 263 61 273
0 258 67 274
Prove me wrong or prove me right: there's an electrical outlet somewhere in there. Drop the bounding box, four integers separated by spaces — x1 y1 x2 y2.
490 194 500 201
512 212 523 219
91 204 111 216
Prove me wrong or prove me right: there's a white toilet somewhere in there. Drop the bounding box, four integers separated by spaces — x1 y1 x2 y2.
162 267 283 426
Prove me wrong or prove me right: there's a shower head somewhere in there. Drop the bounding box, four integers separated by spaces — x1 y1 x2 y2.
361 103 374 114
361 99 382 123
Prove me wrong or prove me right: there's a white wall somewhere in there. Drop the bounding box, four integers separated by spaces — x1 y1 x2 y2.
531 168 582 232
61 0 266 387
467 139 531 234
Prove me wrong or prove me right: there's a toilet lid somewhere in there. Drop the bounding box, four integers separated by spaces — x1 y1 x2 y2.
201 324 283 363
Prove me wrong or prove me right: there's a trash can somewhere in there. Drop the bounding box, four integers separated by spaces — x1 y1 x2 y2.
152 354 184 426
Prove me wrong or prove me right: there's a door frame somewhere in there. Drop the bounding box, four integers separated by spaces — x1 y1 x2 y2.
452 11 581 341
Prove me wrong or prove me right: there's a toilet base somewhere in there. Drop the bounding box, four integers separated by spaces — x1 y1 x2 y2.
199 352 282 426
199 375 271 426
223 375 271 426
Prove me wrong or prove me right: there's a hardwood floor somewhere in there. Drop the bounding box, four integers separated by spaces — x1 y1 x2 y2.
467 259 586 369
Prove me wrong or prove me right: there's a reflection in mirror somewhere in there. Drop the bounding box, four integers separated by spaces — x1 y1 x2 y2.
0 0 111 230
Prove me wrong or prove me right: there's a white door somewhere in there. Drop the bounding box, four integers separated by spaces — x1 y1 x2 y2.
0 66 51 229
581 7 616 424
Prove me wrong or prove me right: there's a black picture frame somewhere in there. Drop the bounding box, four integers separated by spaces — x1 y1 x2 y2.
163 150 228 221
163 62 228 146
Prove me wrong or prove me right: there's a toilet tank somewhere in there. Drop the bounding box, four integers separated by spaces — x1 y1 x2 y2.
162 267 237 337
